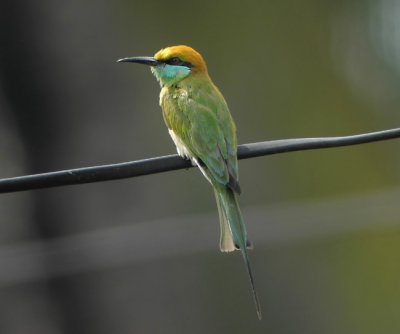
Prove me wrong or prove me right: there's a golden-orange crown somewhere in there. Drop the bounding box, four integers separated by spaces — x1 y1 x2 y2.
154 45 208 73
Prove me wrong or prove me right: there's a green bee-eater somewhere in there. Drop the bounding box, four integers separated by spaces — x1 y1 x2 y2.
118 45 261 319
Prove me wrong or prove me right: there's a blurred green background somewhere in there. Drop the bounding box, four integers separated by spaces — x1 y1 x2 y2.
1 0 400 333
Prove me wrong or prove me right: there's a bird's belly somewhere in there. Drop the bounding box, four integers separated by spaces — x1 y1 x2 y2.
168 129 193 159
168 129 213 184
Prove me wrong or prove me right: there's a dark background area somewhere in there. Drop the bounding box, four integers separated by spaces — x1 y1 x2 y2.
1 0 400 333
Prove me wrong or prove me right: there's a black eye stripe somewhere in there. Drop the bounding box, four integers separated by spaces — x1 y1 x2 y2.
163 57 193 68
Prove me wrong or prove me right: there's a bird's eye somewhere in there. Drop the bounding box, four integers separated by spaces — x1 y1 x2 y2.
168 57 181 65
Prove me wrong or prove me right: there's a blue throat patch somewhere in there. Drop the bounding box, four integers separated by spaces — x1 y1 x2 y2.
151 64 191 87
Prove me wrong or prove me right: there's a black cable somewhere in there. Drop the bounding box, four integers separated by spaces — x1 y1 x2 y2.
1 128 399 193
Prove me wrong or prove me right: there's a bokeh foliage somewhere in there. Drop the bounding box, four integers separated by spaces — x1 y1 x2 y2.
0 0 400 333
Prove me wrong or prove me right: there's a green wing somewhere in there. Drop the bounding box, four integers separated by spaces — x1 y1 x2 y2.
161 82 240 193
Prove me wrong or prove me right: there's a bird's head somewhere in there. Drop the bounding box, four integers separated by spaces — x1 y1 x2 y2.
118 45 208 87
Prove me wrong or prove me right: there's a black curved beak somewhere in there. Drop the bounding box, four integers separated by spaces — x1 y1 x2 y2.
117 56 160 66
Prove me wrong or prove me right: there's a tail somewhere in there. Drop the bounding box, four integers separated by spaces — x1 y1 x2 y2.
214 184 262 320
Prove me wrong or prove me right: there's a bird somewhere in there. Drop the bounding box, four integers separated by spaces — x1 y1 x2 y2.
118 45 261 319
